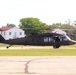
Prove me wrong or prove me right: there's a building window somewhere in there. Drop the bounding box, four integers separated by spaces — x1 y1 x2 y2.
1 32 2 35
9 32 11 35
20 32 22 35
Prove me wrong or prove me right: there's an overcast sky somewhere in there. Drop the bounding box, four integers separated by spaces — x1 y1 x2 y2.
0 0 76 27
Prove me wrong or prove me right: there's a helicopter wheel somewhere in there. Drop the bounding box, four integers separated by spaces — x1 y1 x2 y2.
6 46 10 49
6 45 12 49
53 44 60 49
6 46 9 49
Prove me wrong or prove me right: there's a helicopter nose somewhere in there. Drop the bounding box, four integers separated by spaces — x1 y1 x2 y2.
70 40 76 45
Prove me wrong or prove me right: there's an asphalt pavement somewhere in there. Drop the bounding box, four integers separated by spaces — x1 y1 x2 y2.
0 56 76 75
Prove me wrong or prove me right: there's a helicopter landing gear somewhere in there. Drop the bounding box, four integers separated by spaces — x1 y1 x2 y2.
53 42 60 49
53 44 60 48
53 36 61 49
6 45 12 49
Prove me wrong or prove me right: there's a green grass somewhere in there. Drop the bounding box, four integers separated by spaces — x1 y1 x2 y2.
0 45 76 56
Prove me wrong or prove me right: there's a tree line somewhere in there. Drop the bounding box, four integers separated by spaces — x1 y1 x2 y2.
3 17 76 40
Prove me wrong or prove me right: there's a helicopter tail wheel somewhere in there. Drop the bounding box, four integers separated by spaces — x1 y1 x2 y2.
6 45 12 49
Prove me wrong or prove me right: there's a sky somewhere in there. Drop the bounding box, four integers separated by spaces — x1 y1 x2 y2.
0 0 76 27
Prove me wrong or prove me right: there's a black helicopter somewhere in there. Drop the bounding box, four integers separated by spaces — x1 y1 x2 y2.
0 32 76 49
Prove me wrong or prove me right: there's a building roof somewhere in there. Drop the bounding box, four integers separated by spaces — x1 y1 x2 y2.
0 26 15 31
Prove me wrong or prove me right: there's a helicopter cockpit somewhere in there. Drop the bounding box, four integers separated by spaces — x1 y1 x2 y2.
53 33 76 48
61 34 76 45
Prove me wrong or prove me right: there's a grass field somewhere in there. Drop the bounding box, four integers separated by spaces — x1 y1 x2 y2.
0 44 76 56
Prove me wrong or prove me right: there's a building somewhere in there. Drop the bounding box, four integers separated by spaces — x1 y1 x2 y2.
0 26 25 40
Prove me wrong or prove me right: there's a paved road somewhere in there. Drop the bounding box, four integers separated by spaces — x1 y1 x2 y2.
0 56 76 75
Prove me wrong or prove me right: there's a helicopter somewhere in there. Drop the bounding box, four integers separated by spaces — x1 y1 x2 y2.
0 32 76 49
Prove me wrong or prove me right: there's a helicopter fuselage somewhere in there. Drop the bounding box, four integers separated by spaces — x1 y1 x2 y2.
2 33 75 48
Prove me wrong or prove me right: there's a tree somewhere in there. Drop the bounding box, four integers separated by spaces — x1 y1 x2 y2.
59 24 76 40
48 23 61 28
19 17 48 35
60 24 75 29
6 23 16 27
73 20 76 27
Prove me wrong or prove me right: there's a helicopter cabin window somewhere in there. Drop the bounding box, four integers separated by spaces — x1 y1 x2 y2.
49 37 53 42
44 37 53 42
44 37 48 42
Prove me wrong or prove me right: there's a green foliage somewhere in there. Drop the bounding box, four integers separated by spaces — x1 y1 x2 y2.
48 23 76 40
48 23 61 28
60 24 75 29
73 20 76 27
58 24 76 40
67 29 76 40
6 23 16 27
19 17 48 35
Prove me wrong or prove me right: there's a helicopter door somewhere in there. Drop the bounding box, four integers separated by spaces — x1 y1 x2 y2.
53 36 61 48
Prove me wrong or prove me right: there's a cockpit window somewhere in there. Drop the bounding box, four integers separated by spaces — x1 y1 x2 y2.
62 35 71 41
65 35 71 40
